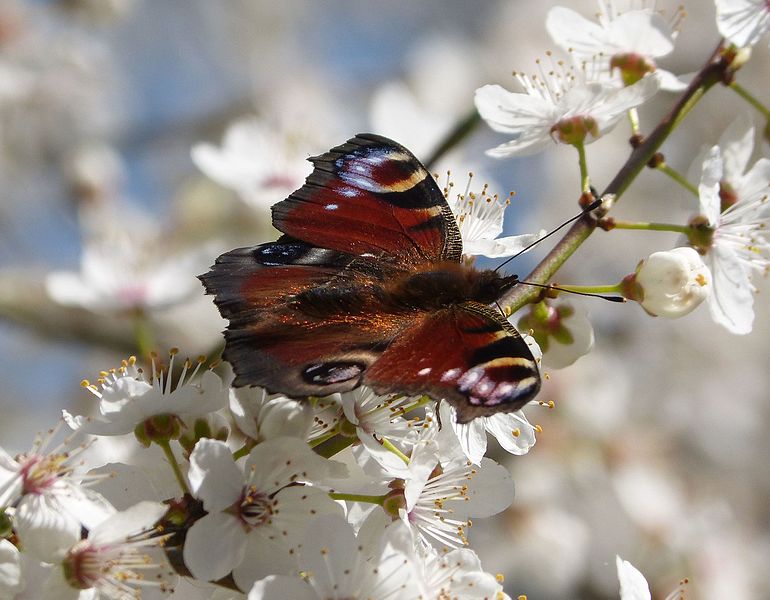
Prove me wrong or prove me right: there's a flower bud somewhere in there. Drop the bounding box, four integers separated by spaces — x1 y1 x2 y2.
626 248 711 318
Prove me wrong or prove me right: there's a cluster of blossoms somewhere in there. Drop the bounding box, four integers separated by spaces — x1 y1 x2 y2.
2 0 769 598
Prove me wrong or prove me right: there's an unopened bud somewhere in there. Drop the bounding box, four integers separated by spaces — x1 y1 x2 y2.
629 248 711 318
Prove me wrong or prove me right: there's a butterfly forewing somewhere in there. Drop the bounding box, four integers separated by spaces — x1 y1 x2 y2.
272 134 462 266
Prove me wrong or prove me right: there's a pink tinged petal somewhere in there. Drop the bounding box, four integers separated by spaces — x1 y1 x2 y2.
719 115 756 182
485 411 536 456
89 501 167 544
546 6 606 55
234 534 300 592
248 575 317 600
608 11 675 57
616 556 652 600
474 84 555 134
460 458 515 518
188 439 244 511
184 512 248 581
699 146 724 225
707 246 755 334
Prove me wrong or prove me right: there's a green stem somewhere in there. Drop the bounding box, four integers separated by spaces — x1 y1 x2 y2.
308 425 341 448
657 163 699 196
232 443 252 460
381 438 410 465
556 283 623 295
575 141 590 194
729 81 770 118
499 41 728 313
328 492 386 505
157 440 190 495
610 221 691 234
424 109 481 171
312 433 357 459
627 107 641 136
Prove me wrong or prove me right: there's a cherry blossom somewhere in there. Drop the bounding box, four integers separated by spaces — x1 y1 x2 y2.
715 0 770 48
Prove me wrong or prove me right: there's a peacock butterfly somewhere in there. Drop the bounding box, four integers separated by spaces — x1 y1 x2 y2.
200 133 540 423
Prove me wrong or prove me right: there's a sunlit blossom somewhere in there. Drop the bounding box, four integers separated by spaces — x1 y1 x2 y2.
64 352 227 437
546 1 685 90
475 61 660 157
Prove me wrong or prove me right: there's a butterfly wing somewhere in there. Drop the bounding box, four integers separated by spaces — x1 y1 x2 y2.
272 133 462 265
364 302 541 423
200 239 414 393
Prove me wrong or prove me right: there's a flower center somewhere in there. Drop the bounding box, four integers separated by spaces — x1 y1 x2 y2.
19 453 68 494
610 52 657 86
63 540 101 590
550 116 599 145
239 486 274 527
687 215 716 253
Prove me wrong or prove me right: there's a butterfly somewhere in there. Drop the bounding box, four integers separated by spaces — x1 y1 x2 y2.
200 133 540 423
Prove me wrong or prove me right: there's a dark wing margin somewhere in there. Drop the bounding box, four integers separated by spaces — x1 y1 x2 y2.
364 302 541 423
272 133 462 266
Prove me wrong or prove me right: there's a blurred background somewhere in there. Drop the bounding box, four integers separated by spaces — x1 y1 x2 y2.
0 1 768 598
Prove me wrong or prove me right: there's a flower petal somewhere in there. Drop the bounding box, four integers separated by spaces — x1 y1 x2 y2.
189 438 244 511
184 512 248 582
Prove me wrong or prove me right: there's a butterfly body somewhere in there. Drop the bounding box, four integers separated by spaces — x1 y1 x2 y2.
201 134 541 423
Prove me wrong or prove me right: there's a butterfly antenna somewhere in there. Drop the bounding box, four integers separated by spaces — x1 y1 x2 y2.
512 277 625 303
494 197 603 273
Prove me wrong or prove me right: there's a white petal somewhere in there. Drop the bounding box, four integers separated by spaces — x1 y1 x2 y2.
460 458 515 518
699 146 724 226
233 534 299 592
184 512 248 582
609 11 674 57
189 439 244 511
546 6 605 55
475 85 554 134
484 411 536 456
449 417 487 465
655 69 688 92
15 495 81 561
89 501 167 544
707 246 754 334
463 232 543 258
298 514 358 597
715 0 770 47
0 539 23 597
248 575 316 600
246 437 340 491
271 485 344 546
595 75 660 131
616 556 652 600
736 157 770 202
485 129 554 158
719 114 755 182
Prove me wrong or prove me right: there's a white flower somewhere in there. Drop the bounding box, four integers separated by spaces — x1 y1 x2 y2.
439 402 536 465
64 352 227 437
247 515 415 600
475 67 660 157
230 387 313 443
616 555 690 600
398 435 515 551
0 424 115 562
715 0 770 48
445 172 545 258
517 301 595 369
45 214 211 313
546 2 685 90
340 387 421 476
192 118 313 212
694 142 770 333
42 501 175 600
633 247 711 318
183 437 345 591
415 547 507 600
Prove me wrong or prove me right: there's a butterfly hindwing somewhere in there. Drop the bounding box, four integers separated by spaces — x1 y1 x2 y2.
200 239 417 392
272 133 462 266
364 302 541 423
